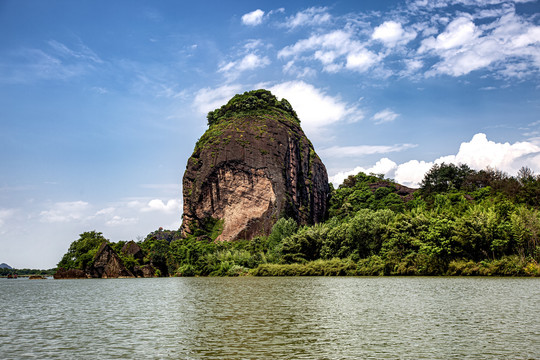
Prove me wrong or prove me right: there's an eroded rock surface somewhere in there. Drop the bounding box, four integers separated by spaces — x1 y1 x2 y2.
181 90 330 241
88 242 134 278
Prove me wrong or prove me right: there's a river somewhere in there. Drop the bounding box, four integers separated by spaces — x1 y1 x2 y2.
1 276 539 359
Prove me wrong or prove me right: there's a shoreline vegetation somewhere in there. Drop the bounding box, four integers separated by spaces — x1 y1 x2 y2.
53 164 540 278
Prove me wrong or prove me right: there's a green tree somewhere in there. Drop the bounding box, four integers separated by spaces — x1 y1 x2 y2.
57 231 108 270
420 163 473 195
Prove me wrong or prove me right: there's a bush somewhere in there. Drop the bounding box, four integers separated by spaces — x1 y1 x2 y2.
251 258 357 276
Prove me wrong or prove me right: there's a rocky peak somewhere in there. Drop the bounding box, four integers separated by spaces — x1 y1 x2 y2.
88 241 134 278
121 240 145 262
181 89 330 241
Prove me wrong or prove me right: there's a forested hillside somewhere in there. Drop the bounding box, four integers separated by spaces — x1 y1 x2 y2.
57 164 540 277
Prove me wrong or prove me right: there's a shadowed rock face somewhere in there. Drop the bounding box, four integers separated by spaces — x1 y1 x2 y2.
121 240 145 262
181 90 330 241
88 242 134 278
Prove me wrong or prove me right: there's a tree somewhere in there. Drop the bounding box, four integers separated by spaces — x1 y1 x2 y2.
420 163 473 195
57 231 108 270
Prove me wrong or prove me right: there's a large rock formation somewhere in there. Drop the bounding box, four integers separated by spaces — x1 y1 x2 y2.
87 242 134 278
181 89 330 241
55 242 135 279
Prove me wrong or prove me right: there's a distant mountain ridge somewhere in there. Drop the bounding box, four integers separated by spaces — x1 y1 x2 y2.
0 263 13 269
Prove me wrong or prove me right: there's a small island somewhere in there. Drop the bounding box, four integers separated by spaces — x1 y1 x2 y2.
55 90 540 278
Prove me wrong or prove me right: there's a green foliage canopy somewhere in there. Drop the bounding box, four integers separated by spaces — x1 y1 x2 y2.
206 89 300 126
57 231 107 270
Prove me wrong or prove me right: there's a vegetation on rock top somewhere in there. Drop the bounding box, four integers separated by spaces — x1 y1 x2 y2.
206 89 300 127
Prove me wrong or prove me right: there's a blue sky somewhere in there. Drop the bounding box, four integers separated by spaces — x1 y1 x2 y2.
1 0 539 268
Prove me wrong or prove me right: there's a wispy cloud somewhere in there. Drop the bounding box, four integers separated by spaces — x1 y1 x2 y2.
320 143 417 158
193 84 243 115
372 109 400 125
219 53 271 81
282 7 332 29
0 40 102 84
39 201 90 223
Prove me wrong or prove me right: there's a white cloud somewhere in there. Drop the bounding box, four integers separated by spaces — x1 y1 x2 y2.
320 144 417 158
420 16 478 52
329 158 398 186
372 109 400 125
39 201 90 223
48 40 103 64
419 11 540 77
0 209 15 229
442 133 540 173
106 216 138 226
218 54 270 72
268 81 362 133
394 160 435 187
278 29 380 74
95 207 115 216
193 84 243 115
141 199 181 213
283 60 317 78
331 133 540 188
346 49 379 72
242 9 265 26
219 53 271 80
283 7 331 29
372 21 417 47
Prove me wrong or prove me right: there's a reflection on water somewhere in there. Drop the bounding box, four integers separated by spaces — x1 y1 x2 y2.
1 277 539 359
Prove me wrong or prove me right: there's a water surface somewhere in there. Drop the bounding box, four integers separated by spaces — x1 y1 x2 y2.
1 277 538 359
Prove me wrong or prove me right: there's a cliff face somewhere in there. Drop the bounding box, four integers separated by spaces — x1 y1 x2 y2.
181 90 330 241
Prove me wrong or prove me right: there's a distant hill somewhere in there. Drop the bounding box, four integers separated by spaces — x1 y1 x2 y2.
0 263 13 269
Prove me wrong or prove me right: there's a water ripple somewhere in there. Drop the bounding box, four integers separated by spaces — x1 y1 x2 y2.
1 277 539 359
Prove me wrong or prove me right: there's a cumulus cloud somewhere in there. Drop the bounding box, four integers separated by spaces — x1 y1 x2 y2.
394 160 435 188
346 50 379 73
372 109 400 125
372 21 417 47
283 7 331 29
268 81 362 133
329 158 398 186
193 84 243 115
241 9 265 26
331 133 540 188
141 199 181 213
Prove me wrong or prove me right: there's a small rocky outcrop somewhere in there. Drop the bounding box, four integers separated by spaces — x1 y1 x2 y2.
121 240 145 263
53 268 87 279
87 242 134 278
181 89 330 241
133 264 156 278
28 275 46 280
368 181 417 201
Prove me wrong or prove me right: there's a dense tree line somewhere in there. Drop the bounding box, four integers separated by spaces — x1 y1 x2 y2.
57 164 540 277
